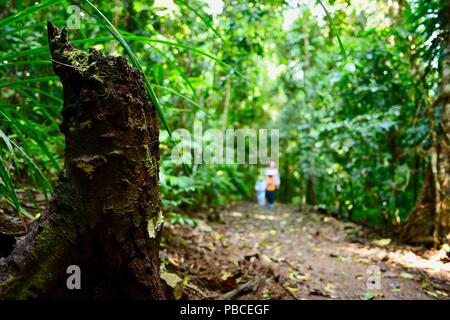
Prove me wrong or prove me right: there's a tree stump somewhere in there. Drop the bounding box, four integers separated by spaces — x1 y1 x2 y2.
0 22 164 299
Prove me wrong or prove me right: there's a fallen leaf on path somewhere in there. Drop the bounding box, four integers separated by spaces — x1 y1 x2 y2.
296 274 310 281
211 232 222 240
363 292 375 300
374 238 392 246
286 286 300 292
160 272 184 300
257 242 269 248
221 270 233 280
229 257 239 266
261 289 270 299
324 282 336 293
400 272 414 280
362 291 384 300
263 255 275 265
425 290 448 298
357 257 371 265
338 256 352 263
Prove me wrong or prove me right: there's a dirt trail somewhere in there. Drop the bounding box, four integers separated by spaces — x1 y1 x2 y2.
160 202 450 300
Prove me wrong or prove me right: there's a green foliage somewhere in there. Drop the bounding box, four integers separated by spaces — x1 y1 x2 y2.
160 157 247 211
0 0 445 229
275 0 443 226
0 0 241 216
167 212 197 227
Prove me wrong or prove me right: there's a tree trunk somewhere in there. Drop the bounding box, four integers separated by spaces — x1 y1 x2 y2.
398 163 435 244
438 4 450 245
306 174 318 206
0 23 164 299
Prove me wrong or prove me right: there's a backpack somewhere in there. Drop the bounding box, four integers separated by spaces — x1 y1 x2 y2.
266 176 276 191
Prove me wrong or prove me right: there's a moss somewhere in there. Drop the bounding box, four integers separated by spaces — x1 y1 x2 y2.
1 225 67 299
79 120 91 129
127 111 146 129
143 141 162 238
13 269 53 299
144 145 158 178
18 220 79 298
60 48 89 73
132 213 142 228
55 45 110 85
73 155 107 176
76 162 96 175
92 72 105 84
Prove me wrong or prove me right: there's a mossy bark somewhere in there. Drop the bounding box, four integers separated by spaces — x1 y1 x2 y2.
0 22 164 299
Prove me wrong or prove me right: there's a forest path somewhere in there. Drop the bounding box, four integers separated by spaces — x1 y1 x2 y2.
160 202 450 300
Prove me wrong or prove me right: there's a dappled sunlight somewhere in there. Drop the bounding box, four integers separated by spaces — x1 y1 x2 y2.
340 243 389 260
254 214 282 221
339 242 450 280
162 202 449 300
229 211 243 218
387 250 450 276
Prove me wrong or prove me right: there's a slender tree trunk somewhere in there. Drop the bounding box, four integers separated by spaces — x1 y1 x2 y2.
412 154 420 202
428 86 442 247
0 23 164 299
437 6 450 245
388 129 399 222
306 173 317 206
